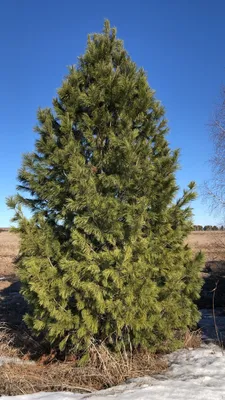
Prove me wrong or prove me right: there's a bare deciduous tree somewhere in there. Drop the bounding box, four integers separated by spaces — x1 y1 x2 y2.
204 88 225 218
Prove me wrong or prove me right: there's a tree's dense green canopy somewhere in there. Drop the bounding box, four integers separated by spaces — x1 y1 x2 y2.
7 21 203 354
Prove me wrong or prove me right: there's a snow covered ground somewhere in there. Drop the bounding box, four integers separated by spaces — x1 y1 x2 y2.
1 343 225 400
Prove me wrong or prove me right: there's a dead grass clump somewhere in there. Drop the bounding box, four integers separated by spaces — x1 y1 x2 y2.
0 344 167 396
184 329 202 349
86 343 167 387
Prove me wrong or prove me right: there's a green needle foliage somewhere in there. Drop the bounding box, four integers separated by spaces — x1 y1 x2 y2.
7 21 203 355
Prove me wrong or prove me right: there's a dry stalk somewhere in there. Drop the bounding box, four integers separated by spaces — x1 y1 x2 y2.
211 281 224 352
184 329 202 349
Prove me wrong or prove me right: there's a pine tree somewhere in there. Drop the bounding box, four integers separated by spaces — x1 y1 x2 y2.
7 21 203 354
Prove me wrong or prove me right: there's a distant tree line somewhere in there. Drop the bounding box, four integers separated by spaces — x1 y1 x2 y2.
193 225 224 231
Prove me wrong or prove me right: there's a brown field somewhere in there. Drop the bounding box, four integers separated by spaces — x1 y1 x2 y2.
0 230 225 328
0 230 225 282
0 231 20 290
0 230 225 270
1 230 225 309
1 229 224 309
187 231 225 261
0 231 19 274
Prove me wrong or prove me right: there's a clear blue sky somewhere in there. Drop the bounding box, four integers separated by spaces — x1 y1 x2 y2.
1 0 224 226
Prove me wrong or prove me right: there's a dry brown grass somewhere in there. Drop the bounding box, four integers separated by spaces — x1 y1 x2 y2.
184 329 202 349
0 344 167 396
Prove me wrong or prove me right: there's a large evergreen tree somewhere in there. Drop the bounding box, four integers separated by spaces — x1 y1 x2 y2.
7 21 203 354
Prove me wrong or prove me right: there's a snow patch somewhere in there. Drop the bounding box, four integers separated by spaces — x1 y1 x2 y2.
0 356 34 366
